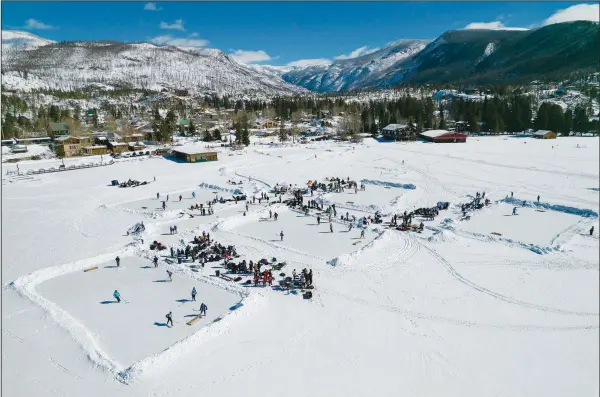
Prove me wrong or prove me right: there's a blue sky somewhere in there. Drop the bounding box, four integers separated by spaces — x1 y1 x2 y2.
2 2 599 65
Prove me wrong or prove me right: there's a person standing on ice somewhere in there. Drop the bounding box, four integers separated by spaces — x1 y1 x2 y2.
167 270 173 282
274 212 278 221
166 194 169 201
280 231 284 241
199 303 207 316
317 216 321 225
179 195 183 202
113 290 121 303
269 209 272 219
153 256 159 267
348 223 353 232
192 192 196 199
115 256 120 267
590 226 595 236
162 201 166 210
360 229 365 239
191 287 197 301
512 207 517 216
537 195 540 203
165 311 173 327
157 192 160 199
330 223 333 233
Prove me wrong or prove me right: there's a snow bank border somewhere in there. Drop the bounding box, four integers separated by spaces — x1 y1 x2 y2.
360 179 416 190
500 197 598 218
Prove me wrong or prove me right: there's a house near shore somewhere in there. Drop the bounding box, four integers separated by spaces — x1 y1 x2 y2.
171 147 219 163
55 136 93 157
382 124 417 141
532 130 557 139
419 130 467 143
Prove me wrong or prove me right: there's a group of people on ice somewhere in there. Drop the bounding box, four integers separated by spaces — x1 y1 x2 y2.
461 192 490 217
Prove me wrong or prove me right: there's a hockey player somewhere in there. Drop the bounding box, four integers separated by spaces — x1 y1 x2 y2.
360 229 365 239
317 216 321 225
113 290 121 303
274 212 278 221
591 226 595 236
269 210 272 219
166 311 173 327
512 207 517 216
199 303 207 316
167 270 173 282
179 195 183 202
191 287 197 301
153 256 159 267
280 231 284 241
115 256 120 267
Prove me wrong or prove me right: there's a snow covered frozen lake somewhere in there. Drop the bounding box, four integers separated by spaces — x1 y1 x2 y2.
3 136 599 397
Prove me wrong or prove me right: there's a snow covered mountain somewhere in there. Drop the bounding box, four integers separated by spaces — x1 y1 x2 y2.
0 31 307 96
278 21 599 92
275 40 429 93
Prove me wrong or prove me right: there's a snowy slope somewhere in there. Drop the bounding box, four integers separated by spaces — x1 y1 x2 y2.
2 136 598 397
278 40 429 92
1 30 55 50
1 31 307 96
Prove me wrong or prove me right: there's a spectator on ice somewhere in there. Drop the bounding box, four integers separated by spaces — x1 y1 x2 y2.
191 287 197 301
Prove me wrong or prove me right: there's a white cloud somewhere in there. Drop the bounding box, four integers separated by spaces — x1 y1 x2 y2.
334 46 380 60
287 58 332 68
160 19 185 31
151 35 208 48
463 21 528 31
543 4 600 26
189 32 199 37
24 18 56 30
144 2 161 11
230 50 274 64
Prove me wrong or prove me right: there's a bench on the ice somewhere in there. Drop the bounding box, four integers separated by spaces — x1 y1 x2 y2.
186 314 202 326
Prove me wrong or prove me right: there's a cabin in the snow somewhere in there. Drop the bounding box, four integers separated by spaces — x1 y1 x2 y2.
382 123 417 141
55 136 92 157
172 147 219 163
47 122 70 139
532 130 557 139
419 130 467 143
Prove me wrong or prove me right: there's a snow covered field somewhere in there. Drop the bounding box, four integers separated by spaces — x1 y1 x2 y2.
2 136 599 397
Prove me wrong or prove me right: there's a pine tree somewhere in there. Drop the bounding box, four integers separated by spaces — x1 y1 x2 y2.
573 106 589 133
242 126 250 146
203 128 213 142
279 120 288 142
188 120 196 136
